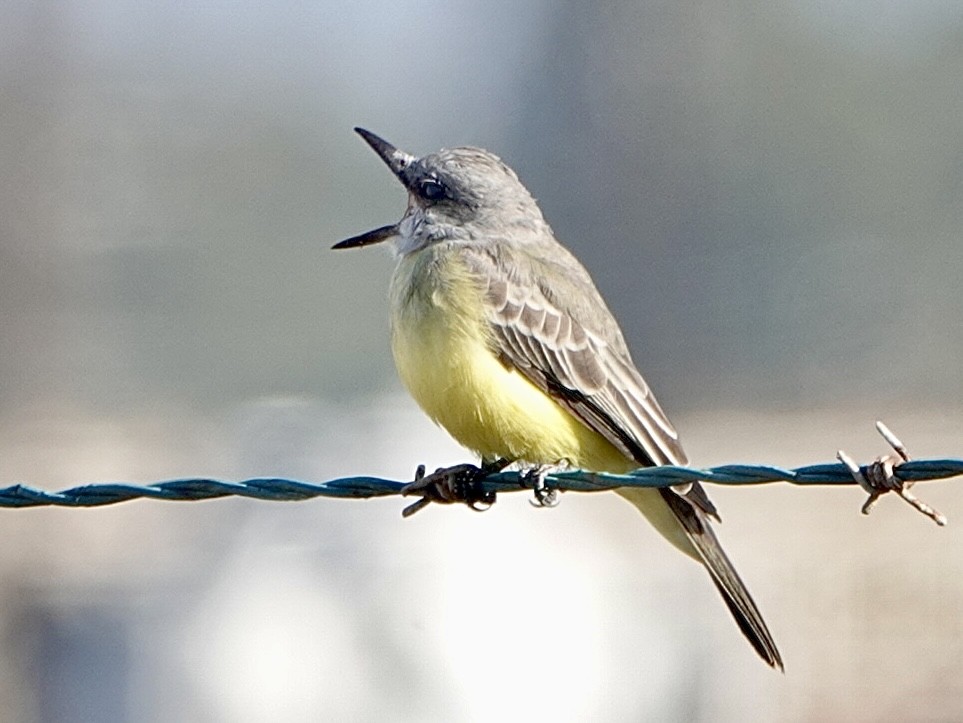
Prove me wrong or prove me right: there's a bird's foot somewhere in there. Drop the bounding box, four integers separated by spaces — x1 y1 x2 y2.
400 458 509 518
525 466 560 508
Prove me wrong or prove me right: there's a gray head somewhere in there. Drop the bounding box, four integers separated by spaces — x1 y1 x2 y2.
333 128 546 255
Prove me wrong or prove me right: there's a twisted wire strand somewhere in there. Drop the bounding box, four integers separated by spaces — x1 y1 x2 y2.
0 458 959 509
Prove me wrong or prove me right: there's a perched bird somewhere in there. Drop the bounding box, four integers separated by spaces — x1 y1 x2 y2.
334 128 782 669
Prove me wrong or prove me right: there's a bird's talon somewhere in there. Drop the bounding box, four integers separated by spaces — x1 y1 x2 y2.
526 468 559 508
400 460 506 517
529 487 559 508
468 490 497 512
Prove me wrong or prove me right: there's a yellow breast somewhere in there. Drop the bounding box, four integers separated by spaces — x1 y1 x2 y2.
388 248 632 472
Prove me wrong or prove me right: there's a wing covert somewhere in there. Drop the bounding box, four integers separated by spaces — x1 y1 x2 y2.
464 245 687 468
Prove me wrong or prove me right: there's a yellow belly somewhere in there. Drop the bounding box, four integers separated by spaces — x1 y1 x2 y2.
389 249 632 472
389 247 695 557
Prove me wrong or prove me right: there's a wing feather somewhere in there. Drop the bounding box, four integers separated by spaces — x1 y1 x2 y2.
461 242 781 669
467 246 685 467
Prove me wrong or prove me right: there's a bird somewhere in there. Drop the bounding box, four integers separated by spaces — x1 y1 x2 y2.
333 128 782 669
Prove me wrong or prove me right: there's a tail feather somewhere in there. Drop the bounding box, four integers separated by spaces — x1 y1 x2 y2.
658 485 783 670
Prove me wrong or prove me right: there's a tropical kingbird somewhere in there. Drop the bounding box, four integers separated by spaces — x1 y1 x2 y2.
334 128 782 669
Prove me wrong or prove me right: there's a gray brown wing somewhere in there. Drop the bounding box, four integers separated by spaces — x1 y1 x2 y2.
464 245 686 468
463 245 781 667
462 244 781 668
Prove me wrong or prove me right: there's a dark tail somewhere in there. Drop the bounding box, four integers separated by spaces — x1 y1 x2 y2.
659 485 784 670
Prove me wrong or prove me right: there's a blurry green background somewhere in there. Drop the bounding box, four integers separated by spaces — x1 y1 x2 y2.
1 2 962 721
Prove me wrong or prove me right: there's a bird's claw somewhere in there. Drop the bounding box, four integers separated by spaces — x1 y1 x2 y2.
837 421 947 526
526 467 559 508
400 459 508 517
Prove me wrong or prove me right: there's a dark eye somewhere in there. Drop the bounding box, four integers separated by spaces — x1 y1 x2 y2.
419 179 446 201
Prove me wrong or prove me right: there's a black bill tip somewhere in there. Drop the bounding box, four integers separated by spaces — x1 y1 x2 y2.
353 128 415 180
332 223 398 250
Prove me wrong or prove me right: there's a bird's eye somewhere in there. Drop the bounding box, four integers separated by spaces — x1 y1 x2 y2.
419 179 446 201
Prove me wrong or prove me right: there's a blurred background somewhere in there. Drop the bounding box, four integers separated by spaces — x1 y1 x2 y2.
2 1 962 720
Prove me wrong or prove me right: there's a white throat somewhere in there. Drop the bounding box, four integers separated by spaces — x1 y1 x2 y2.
392 210 430 258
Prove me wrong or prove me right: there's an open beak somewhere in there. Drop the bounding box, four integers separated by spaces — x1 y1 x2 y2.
331 223 398 250
332 128 416 250
354 127 416 183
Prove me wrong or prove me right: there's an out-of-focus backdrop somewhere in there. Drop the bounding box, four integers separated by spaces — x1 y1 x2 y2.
2 2 962 721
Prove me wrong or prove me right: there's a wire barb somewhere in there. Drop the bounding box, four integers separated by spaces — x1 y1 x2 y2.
837 421 947 527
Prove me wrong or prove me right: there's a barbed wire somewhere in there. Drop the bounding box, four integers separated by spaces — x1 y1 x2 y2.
0 422 956 523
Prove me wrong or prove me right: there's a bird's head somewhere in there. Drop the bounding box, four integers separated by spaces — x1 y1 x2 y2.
333 128 545 255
